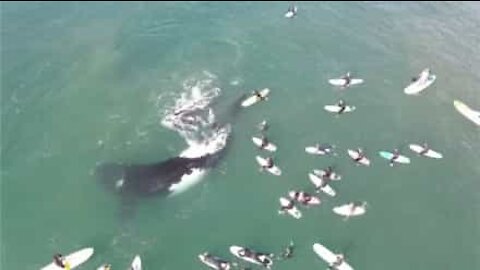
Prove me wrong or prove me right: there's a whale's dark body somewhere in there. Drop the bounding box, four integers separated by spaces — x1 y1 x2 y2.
96 150 226 197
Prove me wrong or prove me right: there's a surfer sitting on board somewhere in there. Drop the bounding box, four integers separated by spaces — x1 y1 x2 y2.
322 166 334 179
53 254 70 270
265 157 274 169
253 90 265 100
288 5 297 15
341 72 352 87
353 148 365 162
390 149 400 166
419 143 430 155
259 135 269 149
329 254 345 269
337 99 347 114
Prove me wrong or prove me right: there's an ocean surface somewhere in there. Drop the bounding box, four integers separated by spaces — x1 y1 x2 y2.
1 2 480 269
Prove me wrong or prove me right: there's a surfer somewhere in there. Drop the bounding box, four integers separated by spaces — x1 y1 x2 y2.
353 148 365 162
201 253 230 270
341 72 352 87
329 254 345 269
337 99 347 114
288 4 297 15
238 248 253 258
316 143 334 154
291 191 310 204
259 135 269 149
322 166 334 179
279 241 295 260
390 149 400 166
419 143 429 155
253 90 264 100
350 202 365 214
258 255 272 268
265 157 274 169
53 254 70 269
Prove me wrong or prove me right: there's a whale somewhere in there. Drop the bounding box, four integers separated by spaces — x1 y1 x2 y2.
95 137 229 197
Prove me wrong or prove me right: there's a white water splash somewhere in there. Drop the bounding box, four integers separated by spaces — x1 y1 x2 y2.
160 73 231 194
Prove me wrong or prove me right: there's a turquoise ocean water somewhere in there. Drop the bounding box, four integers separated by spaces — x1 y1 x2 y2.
2 2 479 269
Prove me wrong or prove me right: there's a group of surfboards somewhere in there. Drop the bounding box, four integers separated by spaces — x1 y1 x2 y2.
232 58 480 269
40 249 141 270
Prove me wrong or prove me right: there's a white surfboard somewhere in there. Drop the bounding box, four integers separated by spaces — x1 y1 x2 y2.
313 169 342 181
130 255 141 270
324 105 356 113
288 191 321 206
379 151 410 164
404 69 436 95
278 197 302 219
454 100 480 126
347 149 370 166
229 246 273 269
333 202 367 218
256 156 282 176
41 248 94 270
305 145 335 155
313 243 353 270
241 88 270 107
252 136 277 152
409 144 443 159
198 253 231 270
309 173 336 197
328 78 364 87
